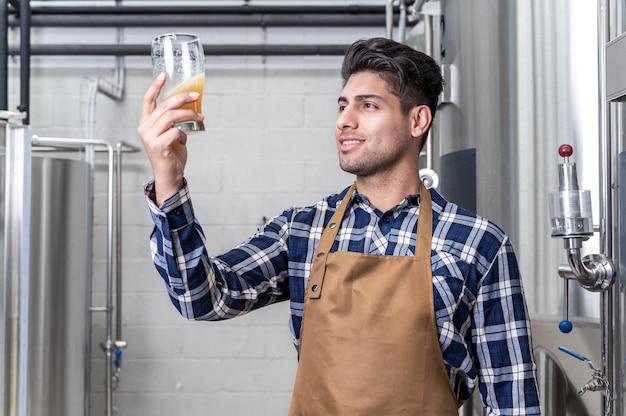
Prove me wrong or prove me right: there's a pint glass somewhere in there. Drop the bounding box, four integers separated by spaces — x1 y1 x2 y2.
151 32 205 133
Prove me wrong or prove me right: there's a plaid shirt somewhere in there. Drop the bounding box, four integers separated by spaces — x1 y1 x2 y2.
145 180 540 415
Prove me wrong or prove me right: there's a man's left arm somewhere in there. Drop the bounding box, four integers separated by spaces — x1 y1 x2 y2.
473 238 541 416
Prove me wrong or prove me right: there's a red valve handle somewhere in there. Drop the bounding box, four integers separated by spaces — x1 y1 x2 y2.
559 144 573 158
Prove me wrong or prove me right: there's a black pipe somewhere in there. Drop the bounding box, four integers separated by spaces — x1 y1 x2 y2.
10 14 389 28
0 0 8 110
9 44 350 57
18 0 28 125
26 5 388 15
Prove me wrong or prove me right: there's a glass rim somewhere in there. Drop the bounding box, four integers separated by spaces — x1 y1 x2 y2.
152 32 201 44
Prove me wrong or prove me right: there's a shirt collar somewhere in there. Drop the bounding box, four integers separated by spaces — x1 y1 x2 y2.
348 189 421 211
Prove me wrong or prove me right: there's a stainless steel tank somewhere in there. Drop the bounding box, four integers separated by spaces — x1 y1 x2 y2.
0 129 5 416
27 154 92 416
1 139 93 416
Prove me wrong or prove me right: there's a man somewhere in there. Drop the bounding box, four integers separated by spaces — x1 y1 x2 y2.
138 37 540 415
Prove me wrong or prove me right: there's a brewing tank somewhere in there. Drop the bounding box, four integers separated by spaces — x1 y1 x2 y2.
1 150 93 416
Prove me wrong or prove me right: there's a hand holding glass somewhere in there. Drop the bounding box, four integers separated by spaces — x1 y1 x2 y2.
151 33 205 134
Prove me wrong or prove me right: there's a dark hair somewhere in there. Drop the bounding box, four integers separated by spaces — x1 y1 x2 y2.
341 37 444 118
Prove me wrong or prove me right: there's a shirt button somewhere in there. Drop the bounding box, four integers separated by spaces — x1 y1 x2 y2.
383 216 391 223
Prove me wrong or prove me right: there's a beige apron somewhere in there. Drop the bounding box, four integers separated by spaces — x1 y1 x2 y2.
289 182 458 415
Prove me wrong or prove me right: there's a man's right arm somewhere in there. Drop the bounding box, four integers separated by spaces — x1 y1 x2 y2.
145 180 290 320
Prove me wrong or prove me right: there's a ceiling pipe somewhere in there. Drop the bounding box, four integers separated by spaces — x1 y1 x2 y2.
10 14 389 28
17 5 388 15
7 5 395 28
8 44 351 57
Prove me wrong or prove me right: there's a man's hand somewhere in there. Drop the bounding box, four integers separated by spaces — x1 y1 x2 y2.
138 73 205 205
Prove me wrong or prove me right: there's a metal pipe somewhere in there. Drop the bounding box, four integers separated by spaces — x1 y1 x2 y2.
609 18 624 416
562 278 570 322
115 142 123 343
597 0 614 414
104 143 114 416
26 5 388 15
28 139 139 151
398 0 407 42
0 0 8 111
8 44 351 57
608 0 623 413
110 9 126 400
17 0 29 124
84 80 97 141
386 0 394 39
560 236 615 292
420 4 441 174
565 246 595 285
2 112 30 416
97 55 124 100
10 13 390 28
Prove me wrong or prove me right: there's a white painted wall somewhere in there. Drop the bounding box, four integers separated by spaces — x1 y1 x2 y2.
8 46 374 416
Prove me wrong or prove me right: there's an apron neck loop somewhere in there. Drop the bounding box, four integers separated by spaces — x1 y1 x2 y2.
316 181 432 261
415 181 432 261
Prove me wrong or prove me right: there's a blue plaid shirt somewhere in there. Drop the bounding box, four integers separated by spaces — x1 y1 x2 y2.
145 180 540 415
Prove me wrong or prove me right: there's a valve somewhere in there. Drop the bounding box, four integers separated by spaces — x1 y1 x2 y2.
113 340 128 391
549 144 615 333
549 144 594 239
100 339 128 391
558 346 611 413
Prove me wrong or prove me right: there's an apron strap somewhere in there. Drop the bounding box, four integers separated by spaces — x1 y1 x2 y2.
306 183 356 299
306 181 433 299
415 180 432 261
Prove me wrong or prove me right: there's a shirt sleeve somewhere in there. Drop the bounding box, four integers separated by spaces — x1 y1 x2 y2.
472 238 541 415
144 180 290 320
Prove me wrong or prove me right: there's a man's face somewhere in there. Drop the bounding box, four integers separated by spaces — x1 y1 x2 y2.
335 71 415 178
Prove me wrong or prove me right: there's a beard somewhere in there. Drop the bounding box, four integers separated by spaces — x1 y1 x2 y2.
337 128 414 178
338 143 410 178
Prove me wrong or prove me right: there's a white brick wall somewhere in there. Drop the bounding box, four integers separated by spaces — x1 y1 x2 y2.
12 63 354 415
